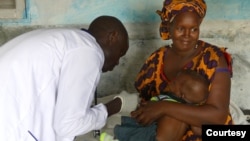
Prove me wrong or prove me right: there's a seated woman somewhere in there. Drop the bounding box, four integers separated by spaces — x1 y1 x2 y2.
131 0 233 141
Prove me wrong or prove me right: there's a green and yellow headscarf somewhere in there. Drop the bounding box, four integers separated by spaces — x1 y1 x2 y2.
157 0 207 40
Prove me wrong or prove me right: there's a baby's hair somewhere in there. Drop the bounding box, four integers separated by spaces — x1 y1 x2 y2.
177 69 209 104
177 69 209 87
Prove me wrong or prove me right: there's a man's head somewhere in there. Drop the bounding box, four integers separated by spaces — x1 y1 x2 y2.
88 16 129 72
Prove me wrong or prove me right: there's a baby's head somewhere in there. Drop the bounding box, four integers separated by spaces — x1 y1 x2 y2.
171 69 209 104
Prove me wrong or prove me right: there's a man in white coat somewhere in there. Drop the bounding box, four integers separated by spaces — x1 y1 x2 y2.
0 15 128 141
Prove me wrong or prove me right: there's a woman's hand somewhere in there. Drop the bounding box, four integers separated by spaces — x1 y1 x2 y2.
191 126 202 135
130 101 164 126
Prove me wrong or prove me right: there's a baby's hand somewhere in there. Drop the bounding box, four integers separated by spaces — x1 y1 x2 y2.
131 101 163 126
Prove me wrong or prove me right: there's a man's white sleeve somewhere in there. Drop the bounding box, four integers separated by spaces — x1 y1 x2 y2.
53 47 107 138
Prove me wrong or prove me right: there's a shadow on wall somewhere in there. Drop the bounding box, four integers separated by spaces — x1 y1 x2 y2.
0 26 37 46
97 38 167 97
0 25 89 46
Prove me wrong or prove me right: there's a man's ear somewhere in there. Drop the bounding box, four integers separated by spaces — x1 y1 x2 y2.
107 31 119 44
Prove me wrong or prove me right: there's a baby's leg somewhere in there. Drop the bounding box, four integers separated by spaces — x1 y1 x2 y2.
156 115 188 141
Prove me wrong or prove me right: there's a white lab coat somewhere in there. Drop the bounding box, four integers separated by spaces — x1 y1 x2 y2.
0 28 108 141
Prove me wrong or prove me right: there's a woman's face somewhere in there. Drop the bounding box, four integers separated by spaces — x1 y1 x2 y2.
169 11 202 51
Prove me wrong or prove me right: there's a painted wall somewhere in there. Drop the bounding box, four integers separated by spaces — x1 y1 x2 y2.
1 0 250 26
0 0 250 110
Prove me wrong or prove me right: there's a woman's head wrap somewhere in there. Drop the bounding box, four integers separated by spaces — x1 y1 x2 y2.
157 0 207 40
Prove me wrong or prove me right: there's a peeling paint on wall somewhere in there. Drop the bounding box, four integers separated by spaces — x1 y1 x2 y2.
1 0 250 26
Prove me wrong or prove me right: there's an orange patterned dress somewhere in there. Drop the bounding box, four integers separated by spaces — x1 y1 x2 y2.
134 40 233 141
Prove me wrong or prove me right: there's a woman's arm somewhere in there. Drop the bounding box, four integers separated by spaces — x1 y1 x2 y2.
131 55 231 127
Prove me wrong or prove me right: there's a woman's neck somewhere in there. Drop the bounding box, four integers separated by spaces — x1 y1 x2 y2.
170 44 198 59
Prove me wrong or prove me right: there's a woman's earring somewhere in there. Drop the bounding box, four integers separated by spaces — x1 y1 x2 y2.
195 44 198 49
